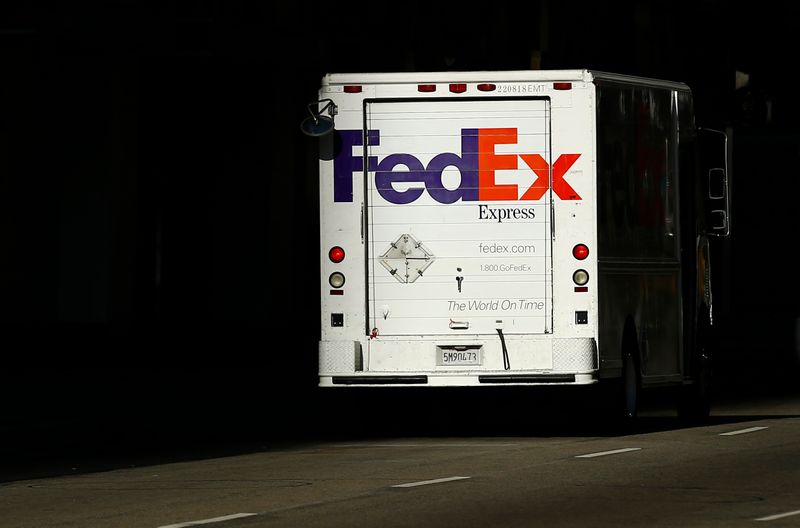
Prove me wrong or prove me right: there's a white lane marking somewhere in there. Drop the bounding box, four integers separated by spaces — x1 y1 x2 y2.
719 426 768 436
157 513 258 528
755 509 800 522
336 443 519 448
392 476 471 488
575 447 642 459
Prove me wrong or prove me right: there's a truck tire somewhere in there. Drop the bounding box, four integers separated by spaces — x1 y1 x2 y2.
678 308 713 423
622 348 640 420
596 325 641 429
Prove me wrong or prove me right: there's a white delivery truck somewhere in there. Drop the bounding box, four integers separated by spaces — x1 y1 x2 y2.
305 69 730 420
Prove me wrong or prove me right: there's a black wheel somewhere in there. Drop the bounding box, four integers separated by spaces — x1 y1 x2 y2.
596 329 641 428
678 308 713 423
622 349 641 420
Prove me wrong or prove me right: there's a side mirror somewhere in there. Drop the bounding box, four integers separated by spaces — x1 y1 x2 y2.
698 128 730 237
300 99 338 137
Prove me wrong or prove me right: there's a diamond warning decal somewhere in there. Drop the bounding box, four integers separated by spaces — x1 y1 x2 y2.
379 234 435 284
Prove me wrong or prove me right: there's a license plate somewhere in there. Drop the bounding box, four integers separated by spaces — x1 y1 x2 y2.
438 348 482 366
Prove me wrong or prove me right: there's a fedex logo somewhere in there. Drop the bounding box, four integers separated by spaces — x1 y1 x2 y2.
333 128 581 204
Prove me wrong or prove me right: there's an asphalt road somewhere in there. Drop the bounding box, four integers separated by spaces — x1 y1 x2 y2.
2 391 799 528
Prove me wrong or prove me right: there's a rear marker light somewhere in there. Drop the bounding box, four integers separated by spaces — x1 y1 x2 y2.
573 269 589 286
573 244 589 260
329 246 345 263
418 84 436 92
330 290 344 296
343 85 362 93
554 82 572 90
329 272 346 288
574 286 588 293
477 83 496 92
449 83 467 93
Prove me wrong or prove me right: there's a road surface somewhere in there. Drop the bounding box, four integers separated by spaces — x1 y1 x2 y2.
1 392 799 527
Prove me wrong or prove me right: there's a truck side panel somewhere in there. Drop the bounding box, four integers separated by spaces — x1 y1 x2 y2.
595 81 682 383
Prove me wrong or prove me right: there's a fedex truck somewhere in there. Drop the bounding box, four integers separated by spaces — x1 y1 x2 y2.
305 69 730 420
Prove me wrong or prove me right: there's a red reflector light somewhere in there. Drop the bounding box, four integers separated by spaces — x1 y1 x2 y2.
343 85 362 93
574 286 588 293
553 82 572 91
329 246 345 263
477 83 496 92
449 83 467 93
572 244 589 260
418 84 436 92
330 290 344 296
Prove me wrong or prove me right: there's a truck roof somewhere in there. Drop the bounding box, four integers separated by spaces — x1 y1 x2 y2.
322 69 690 92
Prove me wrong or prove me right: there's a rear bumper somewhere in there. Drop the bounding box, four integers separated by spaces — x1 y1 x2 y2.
320 372 598 387
319 337 598 387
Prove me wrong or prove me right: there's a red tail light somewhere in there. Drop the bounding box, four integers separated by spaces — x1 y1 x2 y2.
572 244 589 260
449 83 467 93
329 246 345 263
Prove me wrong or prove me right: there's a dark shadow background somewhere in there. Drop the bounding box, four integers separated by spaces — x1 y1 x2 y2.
1 1 799 463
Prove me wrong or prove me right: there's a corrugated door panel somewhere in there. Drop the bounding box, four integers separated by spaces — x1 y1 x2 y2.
366 99 552 336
